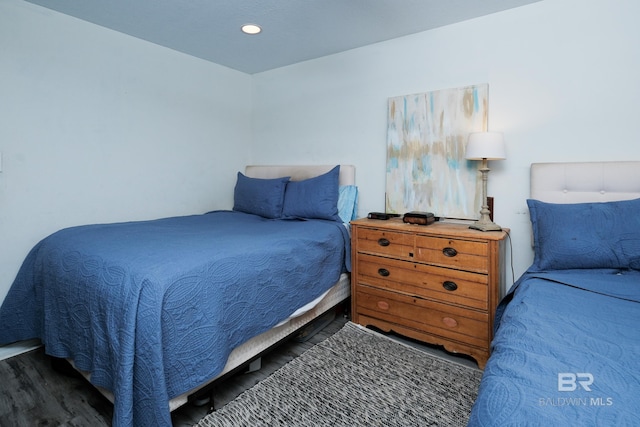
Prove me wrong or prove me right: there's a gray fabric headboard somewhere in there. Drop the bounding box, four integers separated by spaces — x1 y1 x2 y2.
530 161 640 203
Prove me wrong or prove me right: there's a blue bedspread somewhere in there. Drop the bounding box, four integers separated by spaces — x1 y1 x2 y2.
468 269 640 426
0 211 350 426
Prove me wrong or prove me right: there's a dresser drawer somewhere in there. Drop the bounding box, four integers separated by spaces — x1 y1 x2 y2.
415 235 488 273
355 284 489 348
356 228 414 259
356 254 488 310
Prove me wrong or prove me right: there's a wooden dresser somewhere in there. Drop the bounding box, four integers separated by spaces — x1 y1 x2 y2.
350 218 508 369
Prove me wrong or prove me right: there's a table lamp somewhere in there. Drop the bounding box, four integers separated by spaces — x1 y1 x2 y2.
465 132 506 231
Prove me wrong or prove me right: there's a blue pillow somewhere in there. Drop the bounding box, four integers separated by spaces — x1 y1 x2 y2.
527 198 640 270
338 185 359 223
282 165 341 221
233 172 290 219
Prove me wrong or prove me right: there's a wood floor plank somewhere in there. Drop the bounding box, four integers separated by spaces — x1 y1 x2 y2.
0 346 114 427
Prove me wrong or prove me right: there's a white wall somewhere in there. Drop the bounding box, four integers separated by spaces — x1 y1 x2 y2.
252 0 640 289
2 0 640 356
0 0 252 305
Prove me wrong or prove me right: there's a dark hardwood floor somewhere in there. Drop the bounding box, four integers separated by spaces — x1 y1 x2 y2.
0 312 348 426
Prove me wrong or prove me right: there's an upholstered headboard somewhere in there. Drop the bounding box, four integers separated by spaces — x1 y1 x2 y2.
245 165 355 186
531 161 640 203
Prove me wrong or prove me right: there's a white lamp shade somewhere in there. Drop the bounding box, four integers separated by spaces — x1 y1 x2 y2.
465 132 506 160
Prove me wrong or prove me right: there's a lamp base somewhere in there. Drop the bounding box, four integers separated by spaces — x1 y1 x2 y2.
469 220 502 232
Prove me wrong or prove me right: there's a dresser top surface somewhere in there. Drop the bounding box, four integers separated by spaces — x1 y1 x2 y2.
350 218 508 241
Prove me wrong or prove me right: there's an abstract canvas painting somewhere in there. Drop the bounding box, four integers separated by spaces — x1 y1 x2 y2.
386 84 488 219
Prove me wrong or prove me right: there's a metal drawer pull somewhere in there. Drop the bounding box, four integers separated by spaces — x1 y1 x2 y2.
378 268 390 277
442 281 458 291
442 247 458 257
378 238 390 247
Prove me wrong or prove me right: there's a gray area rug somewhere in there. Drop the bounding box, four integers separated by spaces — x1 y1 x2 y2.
196 322 483 427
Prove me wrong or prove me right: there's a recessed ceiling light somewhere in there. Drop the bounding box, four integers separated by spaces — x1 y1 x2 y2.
241 24 262 35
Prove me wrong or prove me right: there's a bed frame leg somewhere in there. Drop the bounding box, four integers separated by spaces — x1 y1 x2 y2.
206 390 216 414
191 386 216 412
245 357 261 373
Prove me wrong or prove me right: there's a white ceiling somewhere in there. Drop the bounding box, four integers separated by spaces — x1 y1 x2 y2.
25 0 540 74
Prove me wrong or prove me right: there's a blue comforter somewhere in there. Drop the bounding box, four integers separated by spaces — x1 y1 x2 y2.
468 269 640 426
0 211 350 426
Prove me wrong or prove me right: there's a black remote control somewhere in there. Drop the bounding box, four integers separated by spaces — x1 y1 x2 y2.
367 212 400 220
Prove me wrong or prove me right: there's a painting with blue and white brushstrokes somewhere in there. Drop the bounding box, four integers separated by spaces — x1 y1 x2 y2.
386 84 487 219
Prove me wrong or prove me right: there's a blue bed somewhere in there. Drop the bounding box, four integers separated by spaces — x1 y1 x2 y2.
468 269 640 426
468 161 640 426
0 165 357 426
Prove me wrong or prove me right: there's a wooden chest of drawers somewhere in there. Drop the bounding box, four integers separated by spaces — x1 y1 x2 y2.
350 218 508 369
